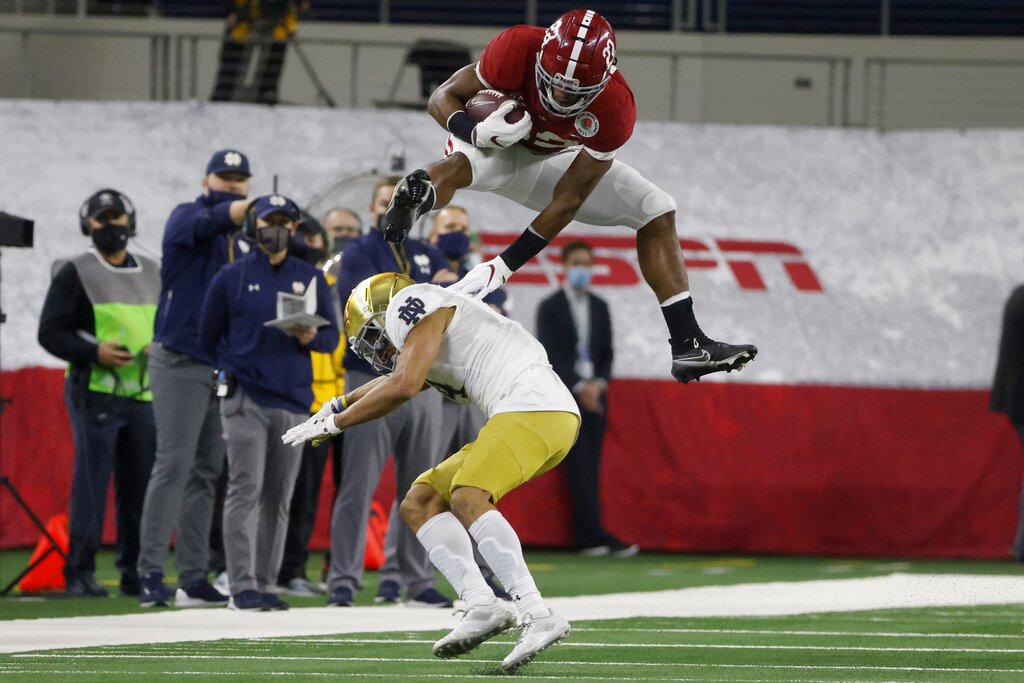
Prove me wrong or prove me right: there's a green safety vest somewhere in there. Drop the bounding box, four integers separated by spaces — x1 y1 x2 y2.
69 250 160 402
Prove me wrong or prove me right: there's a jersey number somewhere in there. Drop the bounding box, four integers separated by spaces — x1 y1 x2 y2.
528 130 574 151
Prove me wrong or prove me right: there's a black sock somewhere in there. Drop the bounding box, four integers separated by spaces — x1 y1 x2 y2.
662 297 708 353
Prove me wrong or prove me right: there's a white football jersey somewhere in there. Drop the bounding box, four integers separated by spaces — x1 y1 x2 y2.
384 283 579 419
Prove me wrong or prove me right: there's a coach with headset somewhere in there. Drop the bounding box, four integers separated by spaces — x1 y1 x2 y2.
38 189 159 597
199 194 339 611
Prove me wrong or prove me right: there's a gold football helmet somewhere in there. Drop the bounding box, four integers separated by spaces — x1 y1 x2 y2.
345 272 415 374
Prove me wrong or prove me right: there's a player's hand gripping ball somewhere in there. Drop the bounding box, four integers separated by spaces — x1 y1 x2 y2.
466 90 532 149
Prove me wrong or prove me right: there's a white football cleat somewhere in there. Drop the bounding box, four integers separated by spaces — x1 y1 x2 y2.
432 599 518 658
501 609 571 674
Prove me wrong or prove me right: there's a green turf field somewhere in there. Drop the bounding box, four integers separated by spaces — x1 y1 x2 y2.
2 607 1024 681
2 550 1022 681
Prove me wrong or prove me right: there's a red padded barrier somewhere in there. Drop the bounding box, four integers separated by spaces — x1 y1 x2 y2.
3 369 1020 559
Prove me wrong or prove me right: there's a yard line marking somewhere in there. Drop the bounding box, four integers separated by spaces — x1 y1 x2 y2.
573 627 1024 639
282 637 1024 654
8 656 1024 675
0 669 854 682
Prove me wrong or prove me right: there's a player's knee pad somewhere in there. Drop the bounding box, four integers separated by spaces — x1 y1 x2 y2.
633 183 676 226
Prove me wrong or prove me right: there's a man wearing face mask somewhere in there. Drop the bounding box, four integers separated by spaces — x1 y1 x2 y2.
137 150 252 609
320 207 362 280
328 176 458 608
38 189 159 597
200 194 340 610
536 241 638 558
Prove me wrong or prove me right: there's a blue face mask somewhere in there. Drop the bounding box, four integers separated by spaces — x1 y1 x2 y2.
206 189 247 206
567 266 592 290
436 231 471 261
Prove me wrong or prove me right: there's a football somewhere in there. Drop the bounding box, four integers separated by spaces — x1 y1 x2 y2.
465 89 527 124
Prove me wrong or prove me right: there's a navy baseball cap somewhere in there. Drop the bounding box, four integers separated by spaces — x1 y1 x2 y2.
206 149 251 177
251 194 300 220
82 189 134 219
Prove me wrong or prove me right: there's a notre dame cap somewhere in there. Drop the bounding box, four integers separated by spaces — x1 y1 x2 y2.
206 149 251 177
83 189 133 219
250 194 300 220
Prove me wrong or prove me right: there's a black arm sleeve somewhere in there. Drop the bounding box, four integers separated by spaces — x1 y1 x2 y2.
499 227 549 272
37 261 98 367
447 111 476 145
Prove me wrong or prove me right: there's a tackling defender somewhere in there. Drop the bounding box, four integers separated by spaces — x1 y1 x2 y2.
282 273 579 673
382 8 756 383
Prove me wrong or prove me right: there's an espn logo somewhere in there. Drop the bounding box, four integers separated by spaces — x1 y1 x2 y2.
477 233 823 292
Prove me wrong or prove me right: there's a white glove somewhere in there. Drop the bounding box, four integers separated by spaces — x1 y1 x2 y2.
281 413 343 447
472 101 532 149
312 396 345 420
447 256 513 300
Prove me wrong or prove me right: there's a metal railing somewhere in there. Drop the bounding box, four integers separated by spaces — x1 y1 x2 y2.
2 1 1022 36
4 21 1023 130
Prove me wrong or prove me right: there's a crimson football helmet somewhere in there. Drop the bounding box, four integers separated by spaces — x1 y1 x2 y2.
535 9 616 117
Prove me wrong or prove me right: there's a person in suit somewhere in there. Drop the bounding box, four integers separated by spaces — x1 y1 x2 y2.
991 282 1024 561
536 240 638 557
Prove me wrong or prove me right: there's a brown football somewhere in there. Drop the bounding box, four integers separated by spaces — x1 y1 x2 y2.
465 89 526 124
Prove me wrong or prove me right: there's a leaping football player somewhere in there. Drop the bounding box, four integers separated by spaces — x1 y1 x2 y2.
282 273 580 673
382 8 756 383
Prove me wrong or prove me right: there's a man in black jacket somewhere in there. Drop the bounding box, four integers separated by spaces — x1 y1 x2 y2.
38 189 159 597
535 240 637 557
991 283 1024 561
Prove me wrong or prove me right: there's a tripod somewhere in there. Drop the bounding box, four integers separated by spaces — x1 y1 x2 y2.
0 228 60 596
0 476 67 596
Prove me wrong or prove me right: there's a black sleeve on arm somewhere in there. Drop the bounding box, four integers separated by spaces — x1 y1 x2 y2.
499 227 549 272
447 111 476 145
37 261 98 366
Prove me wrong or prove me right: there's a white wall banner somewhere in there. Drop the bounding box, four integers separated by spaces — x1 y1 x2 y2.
1 101 1021 387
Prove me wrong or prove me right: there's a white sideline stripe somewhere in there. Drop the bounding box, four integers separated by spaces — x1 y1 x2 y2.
3 573 1024 653
574 626 1024 639
271 637 1024 654
9 656 1024 676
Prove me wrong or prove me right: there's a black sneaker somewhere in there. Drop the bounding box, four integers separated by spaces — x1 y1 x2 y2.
261 592 290 611
671 338 758 383
65 571 109 598
407 587 454 609
382 170 434 244
229 589 266 611
175 579 229 608
327 585 354 607
374 579 401 604
139 572 170 608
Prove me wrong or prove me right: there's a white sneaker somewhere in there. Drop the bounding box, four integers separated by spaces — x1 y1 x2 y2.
283 577 323 597
501 609 571 673
213 571 230 597
432 599 518 658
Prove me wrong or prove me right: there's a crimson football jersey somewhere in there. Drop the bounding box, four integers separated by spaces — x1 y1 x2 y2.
476 25 636 160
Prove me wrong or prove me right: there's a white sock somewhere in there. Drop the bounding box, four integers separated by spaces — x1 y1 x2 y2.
469 510 548 619
415 512 492 607
660 291 691 307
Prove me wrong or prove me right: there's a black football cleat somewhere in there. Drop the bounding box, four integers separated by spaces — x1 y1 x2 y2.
671 338 758 384
382 170 434 244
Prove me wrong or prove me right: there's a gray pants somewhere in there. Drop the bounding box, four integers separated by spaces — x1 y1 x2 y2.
378 400 487 587
137 344 226 586
328 370 444 596
221 388 304 594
